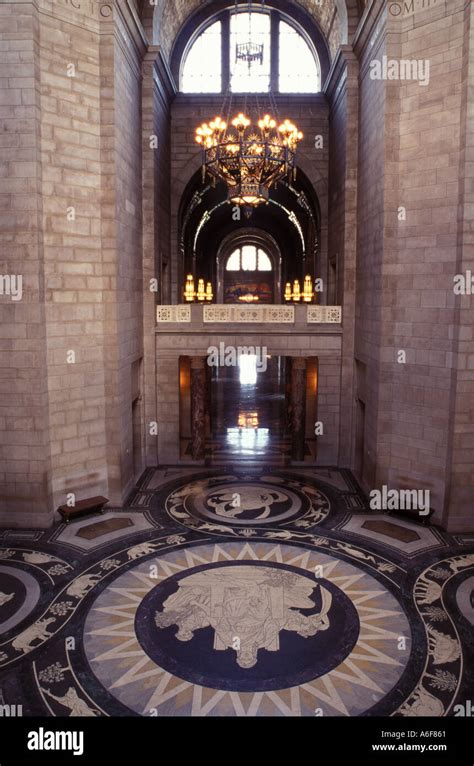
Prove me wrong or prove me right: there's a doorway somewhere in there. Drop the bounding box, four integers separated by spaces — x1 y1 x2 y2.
211 354 288 463
179 354 319 465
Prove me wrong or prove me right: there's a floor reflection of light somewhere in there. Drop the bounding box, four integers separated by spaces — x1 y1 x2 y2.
239 354 257 385
226 427 270 454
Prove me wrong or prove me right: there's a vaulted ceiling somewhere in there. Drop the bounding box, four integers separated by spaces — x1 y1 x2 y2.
137 0 363 62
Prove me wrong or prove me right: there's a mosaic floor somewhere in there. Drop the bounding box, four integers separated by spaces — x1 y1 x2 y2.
0 467 473 717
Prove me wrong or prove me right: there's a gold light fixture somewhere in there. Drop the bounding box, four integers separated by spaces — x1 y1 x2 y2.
303 275 314 303
195 112 303 207
285 280 301 302
184 274 195 303
285 276 315 303
197 279 206 302
184 275 213 303
293 279 301 302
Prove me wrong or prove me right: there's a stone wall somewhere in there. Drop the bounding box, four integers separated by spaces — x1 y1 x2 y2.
0 0 147 526
354 0 474 530
326 47 359 469
105 4 145 503
0 0 52 524
354 5 388 492
443 0 474 531
41 1 106 514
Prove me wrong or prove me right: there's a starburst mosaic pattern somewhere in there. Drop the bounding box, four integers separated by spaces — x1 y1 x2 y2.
82 542 411 716
0 469 473 718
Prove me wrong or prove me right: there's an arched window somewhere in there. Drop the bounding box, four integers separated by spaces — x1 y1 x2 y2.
224 245 274 303
226 246 273 272
182 20 222 93
180 10 320 94
279 20 320 93
230 11 271 93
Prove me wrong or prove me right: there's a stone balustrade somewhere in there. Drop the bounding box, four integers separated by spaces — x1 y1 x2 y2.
156 304 342 326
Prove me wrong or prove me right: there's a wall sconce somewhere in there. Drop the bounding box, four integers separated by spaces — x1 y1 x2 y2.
184 275 213 303
303 275 314 303
284 276 316 303
284 279 302 302
197 279 206 301
184 274 195 302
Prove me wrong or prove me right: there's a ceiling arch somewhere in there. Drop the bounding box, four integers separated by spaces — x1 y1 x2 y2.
139 0 361 64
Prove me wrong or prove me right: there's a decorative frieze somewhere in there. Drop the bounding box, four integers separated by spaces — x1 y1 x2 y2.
307 306 342 324
156 306 191 323
156 305 342 324
203 306 295 323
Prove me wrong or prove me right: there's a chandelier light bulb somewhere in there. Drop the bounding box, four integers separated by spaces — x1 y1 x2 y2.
232 113 251 133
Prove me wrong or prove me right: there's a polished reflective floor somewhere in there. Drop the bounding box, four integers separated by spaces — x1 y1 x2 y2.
180 355 317 464
212 355 289 463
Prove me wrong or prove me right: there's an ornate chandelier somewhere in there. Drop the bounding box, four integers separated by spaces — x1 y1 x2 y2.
195 113 303 207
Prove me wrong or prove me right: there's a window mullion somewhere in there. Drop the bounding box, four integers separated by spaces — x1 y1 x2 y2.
270 11 279 93
222 12 230 94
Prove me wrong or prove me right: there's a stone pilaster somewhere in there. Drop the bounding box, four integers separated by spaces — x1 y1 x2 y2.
291 357 307 461
191 356 206 461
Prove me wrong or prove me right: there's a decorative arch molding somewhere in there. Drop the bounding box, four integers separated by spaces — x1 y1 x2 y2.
138 0 362 64
170 0 331 89
176 161 321 305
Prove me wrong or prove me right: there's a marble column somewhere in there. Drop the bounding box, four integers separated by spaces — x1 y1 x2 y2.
191 357 206 461
291 357 307 462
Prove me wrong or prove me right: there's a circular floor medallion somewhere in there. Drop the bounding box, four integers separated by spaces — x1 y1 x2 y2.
0 566 41 635
135 560 359 692
165 475 330 531
83 541 411 717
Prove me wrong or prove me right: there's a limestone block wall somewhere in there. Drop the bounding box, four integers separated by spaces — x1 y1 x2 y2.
0 0 52 524
354 0 474 530
40 1 106 512
354 6 388 491
384 0 466 525
326 48 359 469
444 0 474 531
105 5 145 502
0 0 147 526
141 50 173 470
